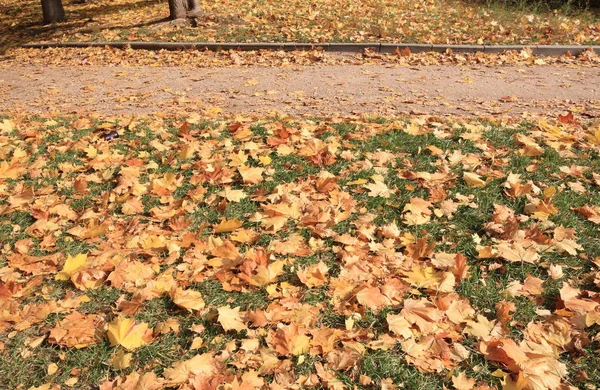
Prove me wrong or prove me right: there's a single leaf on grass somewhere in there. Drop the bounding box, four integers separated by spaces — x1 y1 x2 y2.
217 187 247 202
496 242 540 264
452 371 476 390
213 218 243 233
47 363 59 375
238 165 264 184
364 180 392 198
217 306 247 332
170 288 205 312
572 205 600 224
111 349 133 370
463 172 486 187
107 316 152 350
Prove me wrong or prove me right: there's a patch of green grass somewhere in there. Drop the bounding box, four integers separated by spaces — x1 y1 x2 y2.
359 349 446 389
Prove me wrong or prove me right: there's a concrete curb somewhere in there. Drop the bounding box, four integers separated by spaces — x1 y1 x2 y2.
21 42 600 56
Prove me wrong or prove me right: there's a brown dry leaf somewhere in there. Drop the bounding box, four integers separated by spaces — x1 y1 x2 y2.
572 205 600 224
403 198 433 225
356 286 391 310
170 288 205 312
267 323 311 356
496 242 540 264
297 261 329 288
386 314 413 339
400 298 443 335
163 353 219 387
524 198 558 220
463 172 486 187
48 312 102 349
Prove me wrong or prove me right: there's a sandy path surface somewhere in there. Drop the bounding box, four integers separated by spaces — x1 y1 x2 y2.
1 64 599 117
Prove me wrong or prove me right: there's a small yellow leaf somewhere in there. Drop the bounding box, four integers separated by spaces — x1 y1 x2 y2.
258 155 272 165
346 178 368 186
111 349 133 370
55 253 88 281
213 218 243 233
463 172 486 187
218 187 247 202
543 186 556 200
190 337 204 350
238 165 264 184
47 363 59 375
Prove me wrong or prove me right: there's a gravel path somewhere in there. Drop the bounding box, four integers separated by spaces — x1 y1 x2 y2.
1 64 599 117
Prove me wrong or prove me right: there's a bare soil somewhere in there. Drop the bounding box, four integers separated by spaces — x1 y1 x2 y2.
1 64 599 117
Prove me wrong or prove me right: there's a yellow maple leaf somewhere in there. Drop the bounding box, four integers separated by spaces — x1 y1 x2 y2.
217 306 247 332
0 118 14 134
218 187 247 202
107 316 152 350
213 218 243 233
0 158 26 179
452 371 477 390
364 180 392 198
297 261 329 288
111 349 133 370
267 323 310 356
463 172 486 187
238 165 264 184
244 260 285 287
55 253 89 281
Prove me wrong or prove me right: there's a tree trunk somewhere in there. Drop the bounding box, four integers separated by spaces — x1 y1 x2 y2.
41 0 66 24
187 0 202 15
168 0 188 20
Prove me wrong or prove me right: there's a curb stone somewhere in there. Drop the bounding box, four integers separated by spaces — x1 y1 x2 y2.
20 42 600 56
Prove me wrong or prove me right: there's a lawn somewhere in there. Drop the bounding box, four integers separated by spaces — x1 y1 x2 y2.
1 113 600 389
1 0 600 54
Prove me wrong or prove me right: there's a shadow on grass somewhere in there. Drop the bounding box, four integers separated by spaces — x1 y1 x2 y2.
0 0 163 54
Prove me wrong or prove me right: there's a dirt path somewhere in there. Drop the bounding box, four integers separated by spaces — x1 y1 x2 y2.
1 64 599 117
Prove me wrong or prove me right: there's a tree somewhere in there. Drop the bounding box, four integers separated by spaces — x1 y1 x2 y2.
168 0 202 20
41 0 66 24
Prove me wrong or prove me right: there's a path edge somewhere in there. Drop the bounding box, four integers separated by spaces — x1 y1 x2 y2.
20 42 600 56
